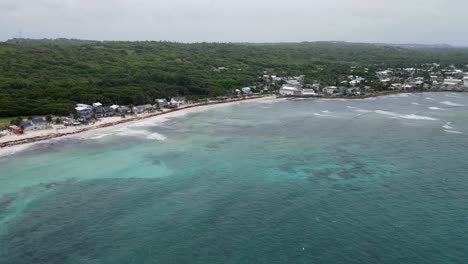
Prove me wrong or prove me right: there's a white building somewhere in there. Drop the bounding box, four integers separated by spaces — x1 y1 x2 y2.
323 86 338 95
302 89 316 96
279 86 299 95
444 79 463 86
464 76 468 87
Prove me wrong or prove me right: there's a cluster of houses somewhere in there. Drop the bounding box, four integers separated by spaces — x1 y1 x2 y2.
377 64 468 91
7 117 52 135
3 97 189 135
275 75 367 97
73 97 188 124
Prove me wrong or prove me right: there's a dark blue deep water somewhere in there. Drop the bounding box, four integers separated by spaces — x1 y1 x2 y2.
1 93 468 263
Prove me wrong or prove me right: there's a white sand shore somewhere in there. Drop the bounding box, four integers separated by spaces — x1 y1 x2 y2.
0 96 275 156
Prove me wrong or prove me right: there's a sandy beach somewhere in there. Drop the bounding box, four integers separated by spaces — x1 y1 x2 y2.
0 96 275 155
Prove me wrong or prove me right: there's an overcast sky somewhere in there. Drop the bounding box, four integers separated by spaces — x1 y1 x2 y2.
1 0 467 45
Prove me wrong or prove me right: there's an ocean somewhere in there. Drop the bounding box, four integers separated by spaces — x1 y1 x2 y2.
1 92 468 263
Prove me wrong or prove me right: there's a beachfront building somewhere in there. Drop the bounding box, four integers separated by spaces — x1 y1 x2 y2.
323 86 338 96
279 86 300 96
133 104 154 114
95 106 114 118
241 87 252 95
92 102 103 108
75 104 92 118
463 76 468 87
8 125 23 135
443 79 463 86
301 89 317 96
155 99 168 109
20 118 51 131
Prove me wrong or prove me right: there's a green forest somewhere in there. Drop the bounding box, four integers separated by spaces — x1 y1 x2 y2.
1 39 468 117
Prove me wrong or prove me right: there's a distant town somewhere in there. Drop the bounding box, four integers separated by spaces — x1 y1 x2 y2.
1 63 468 140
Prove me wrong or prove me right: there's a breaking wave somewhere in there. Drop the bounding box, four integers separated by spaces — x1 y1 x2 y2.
374 110 437 121
428 107 444 110
444 130 463 134
443 122 453 130
440 101 465 107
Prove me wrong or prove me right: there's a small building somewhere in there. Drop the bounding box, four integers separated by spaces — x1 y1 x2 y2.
118 106 131 114
241 87 252 95
20 118 51 131
75 104 92 118
155 99 168 108
133 104 154 114
301 89 317 96
92 102 103 108
9 125 23 135
323 86 338 96
95 106 114 118
110 105 120 111
172 97 187 105
443 79 463 86
279 86 299 96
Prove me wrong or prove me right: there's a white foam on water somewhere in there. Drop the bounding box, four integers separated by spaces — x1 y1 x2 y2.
426 97 437 101
322 110 332 113
440 101 465 107
443 122 453 130
313 113 326 117
428 107 444 110
348 106 371 113
0 144 33 157
411 102 420 105
374 110 400 117
445 94 462 98
146 132 167 141
444 130 463 134
399 114 438 121
90 133 112 139
374 110 437 121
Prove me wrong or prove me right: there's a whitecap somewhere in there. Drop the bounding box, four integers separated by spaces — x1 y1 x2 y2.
399 114 438 121
90 133 112 139
426 97 437 101
444 130 463 134
146 133 167 141
411 102 420 105
374 110 399 117
313 113 326 117
440 101 465 107
428 107 444 110
322 110 332 113
443 122 453 130
445 94 462 98
374 110 437 121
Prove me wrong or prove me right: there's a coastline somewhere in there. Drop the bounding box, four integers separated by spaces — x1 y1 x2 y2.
0 95 275 153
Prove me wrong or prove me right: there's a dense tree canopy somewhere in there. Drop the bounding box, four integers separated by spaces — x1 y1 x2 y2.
1 39 468 117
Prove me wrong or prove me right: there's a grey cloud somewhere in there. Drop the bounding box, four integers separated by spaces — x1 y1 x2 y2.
0 0 467 45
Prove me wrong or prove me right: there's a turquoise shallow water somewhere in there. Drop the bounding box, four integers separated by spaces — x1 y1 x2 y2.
1 92 468 263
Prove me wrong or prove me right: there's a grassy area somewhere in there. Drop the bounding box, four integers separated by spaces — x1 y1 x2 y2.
0 117 14 127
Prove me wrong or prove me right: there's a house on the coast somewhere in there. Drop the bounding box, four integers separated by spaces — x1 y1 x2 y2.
20 118 51 131
241 87 252 95
133 104 154 114
279 86 300 95
323 86 338 96
155 99 168 109
95 106 114 118
9 125 23 135
75 104 92 118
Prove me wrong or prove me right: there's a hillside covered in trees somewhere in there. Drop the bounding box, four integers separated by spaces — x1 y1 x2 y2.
1 39 468 117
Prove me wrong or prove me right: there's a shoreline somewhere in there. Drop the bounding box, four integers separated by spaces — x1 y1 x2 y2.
0 95 274 150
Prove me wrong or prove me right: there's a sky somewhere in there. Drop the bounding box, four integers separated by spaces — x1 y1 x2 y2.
0 0 467 45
